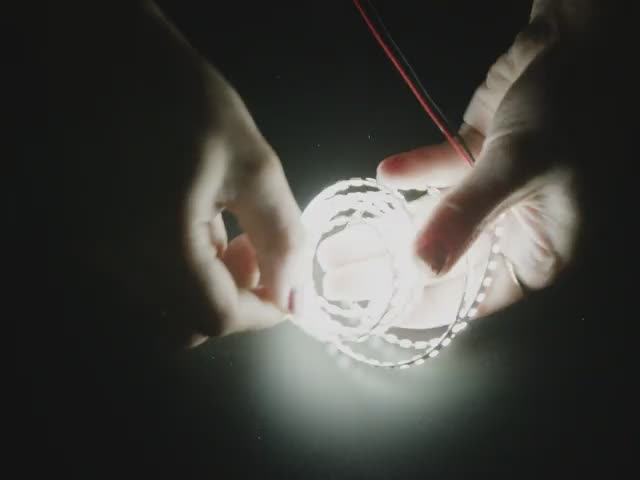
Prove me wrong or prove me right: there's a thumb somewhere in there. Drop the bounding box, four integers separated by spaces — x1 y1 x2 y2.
228 151 305 313
415 33 559 277
415 133 540 276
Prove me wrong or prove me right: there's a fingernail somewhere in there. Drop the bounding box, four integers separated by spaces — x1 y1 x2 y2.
416 237 449 275
379 154 410 175
288 289 298 315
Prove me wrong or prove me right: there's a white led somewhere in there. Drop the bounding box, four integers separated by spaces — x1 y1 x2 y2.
290 178 502 369
385 334 399 344
452 322 468 333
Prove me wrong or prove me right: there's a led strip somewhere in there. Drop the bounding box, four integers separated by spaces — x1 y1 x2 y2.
292 178 503 368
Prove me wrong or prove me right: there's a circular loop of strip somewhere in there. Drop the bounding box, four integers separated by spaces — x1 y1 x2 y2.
292 178 502 368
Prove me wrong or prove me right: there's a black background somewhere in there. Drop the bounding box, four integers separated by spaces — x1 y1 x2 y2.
19 1 633 478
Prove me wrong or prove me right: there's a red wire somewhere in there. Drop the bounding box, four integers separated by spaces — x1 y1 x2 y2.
352 0 474 166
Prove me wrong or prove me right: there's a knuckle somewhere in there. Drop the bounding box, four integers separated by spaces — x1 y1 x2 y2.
515 18 558 55
238 150 276 180
232 148 282 197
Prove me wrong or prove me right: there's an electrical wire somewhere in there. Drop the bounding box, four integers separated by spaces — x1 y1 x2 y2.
352 0 475 166
363 0 455 136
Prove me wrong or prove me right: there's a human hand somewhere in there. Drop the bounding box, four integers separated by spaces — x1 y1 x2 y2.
181 65 305 343
321 4 596 326
48 2 304 349
140 3 306 346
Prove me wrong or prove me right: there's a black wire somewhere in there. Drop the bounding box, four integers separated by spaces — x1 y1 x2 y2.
364 0 476 163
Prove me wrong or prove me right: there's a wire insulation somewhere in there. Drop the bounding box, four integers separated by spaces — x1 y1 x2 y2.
353 0 475 166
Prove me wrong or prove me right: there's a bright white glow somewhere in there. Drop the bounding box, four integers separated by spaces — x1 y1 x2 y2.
386 334 399 344
452 322 468 333
337 356 351 369
289 178 501 369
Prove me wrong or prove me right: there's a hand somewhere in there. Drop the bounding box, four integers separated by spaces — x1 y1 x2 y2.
46 1 304 349
182 64 305 343
138 2 306 345
322 4 596 326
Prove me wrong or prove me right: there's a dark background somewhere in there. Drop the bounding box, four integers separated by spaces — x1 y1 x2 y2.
19 1 632 478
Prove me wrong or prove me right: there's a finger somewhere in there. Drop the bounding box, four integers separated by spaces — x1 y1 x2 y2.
376 125 483 190
222 233 259 290
415 130 543 277
229 151 305 313
322 256 393 301
415 34 559 278
186 207 286 336
210 213 228 257
185 218 242 335
408 192 495 286
224 290 290 334
185 156 248 335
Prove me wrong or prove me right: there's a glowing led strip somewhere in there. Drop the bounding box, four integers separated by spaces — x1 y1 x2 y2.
292 178 502 368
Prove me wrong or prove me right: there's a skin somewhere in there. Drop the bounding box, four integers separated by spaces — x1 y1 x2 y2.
40 0 608 349
44 1 305 350
130 2 308 343
321 0 607 325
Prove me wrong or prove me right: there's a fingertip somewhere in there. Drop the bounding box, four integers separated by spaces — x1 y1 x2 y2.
232 290 291 332
253 227 307 315
377 143 471 190
415 234 450 276
378 152 414 177
413 199 472 278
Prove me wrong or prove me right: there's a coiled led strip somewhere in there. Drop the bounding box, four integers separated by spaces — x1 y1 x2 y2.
292 178 503 368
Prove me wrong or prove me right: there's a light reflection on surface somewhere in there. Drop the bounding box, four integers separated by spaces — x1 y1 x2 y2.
246 321 500 456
